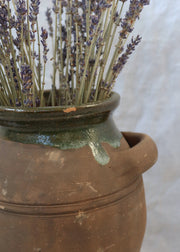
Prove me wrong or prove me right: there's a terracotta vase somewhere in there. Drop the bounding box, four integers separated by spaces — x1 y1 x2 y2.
0 93 157 252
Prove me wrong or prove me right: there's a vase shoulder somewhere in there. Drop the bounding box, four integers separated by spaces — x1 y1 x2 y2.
0 131 157 209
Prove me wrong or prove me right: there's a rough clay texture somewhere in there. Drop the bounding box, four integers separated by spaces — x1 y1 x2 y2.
0 132 157 252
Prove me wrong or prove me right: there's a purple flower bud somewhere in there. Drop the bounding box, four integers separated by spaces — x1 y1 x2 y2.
46 8 53 37
29 0 40 23
41 28 49 63
21 64 33 94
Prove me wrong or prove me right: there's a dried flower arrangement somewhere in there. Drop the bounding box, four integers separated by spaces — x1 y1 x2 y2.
0 0 149 107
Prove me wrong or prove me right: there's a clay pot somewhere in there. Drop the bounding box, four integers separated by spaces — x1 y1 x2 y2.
0 93 157 252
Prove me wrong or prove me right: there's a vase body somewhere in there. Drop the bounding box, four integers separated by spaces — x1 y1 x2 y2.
0 93 158 252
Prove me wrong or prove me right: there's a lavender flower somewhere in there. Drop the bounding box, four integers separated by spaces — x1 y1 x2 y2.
29 0 40 47
113 35 142 75
16 98 22 107
52 0 59 14
21 64 33 94
41 28 49 63
46 8 53 38
0 0 150 107
10 58 19 90
14 0 28 52
140 0 150 5
0 1 9 37
16 0 27 17
29 0 40 23
120 0 150 39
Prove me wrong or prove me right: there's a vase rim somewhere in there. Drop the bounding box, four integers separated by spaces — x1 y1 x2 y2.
0 92 120 131
0 92 120 114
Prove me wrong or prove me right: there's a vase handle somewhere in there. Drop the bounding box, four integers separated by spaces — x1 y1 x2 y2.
122 132 158 175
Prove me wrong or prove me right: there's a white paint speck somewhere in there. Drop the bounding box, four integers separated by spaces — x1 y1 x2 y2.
97 244 115 252
74 211 89 226
86 182 98 193
47 151 65 165
76 182 98 193
2 189 7 196
33 248 41 252
4 178 8 185
97 248 104 252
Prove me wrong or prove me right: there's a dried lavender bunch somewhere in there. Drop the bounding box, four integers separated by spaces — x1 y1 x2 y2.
0 0 150 107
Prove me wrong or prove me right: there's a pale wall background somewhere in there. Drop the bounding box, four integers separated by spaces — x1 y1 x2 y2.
38 0 180 251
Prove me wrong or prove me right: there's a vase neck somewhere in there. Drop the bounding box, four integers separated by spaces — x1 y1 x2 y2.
0 92 120 133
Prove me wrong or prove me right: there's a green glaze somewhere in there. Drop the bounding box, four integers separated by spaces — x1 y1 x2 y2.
0 92 122 165
0 118 122 165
